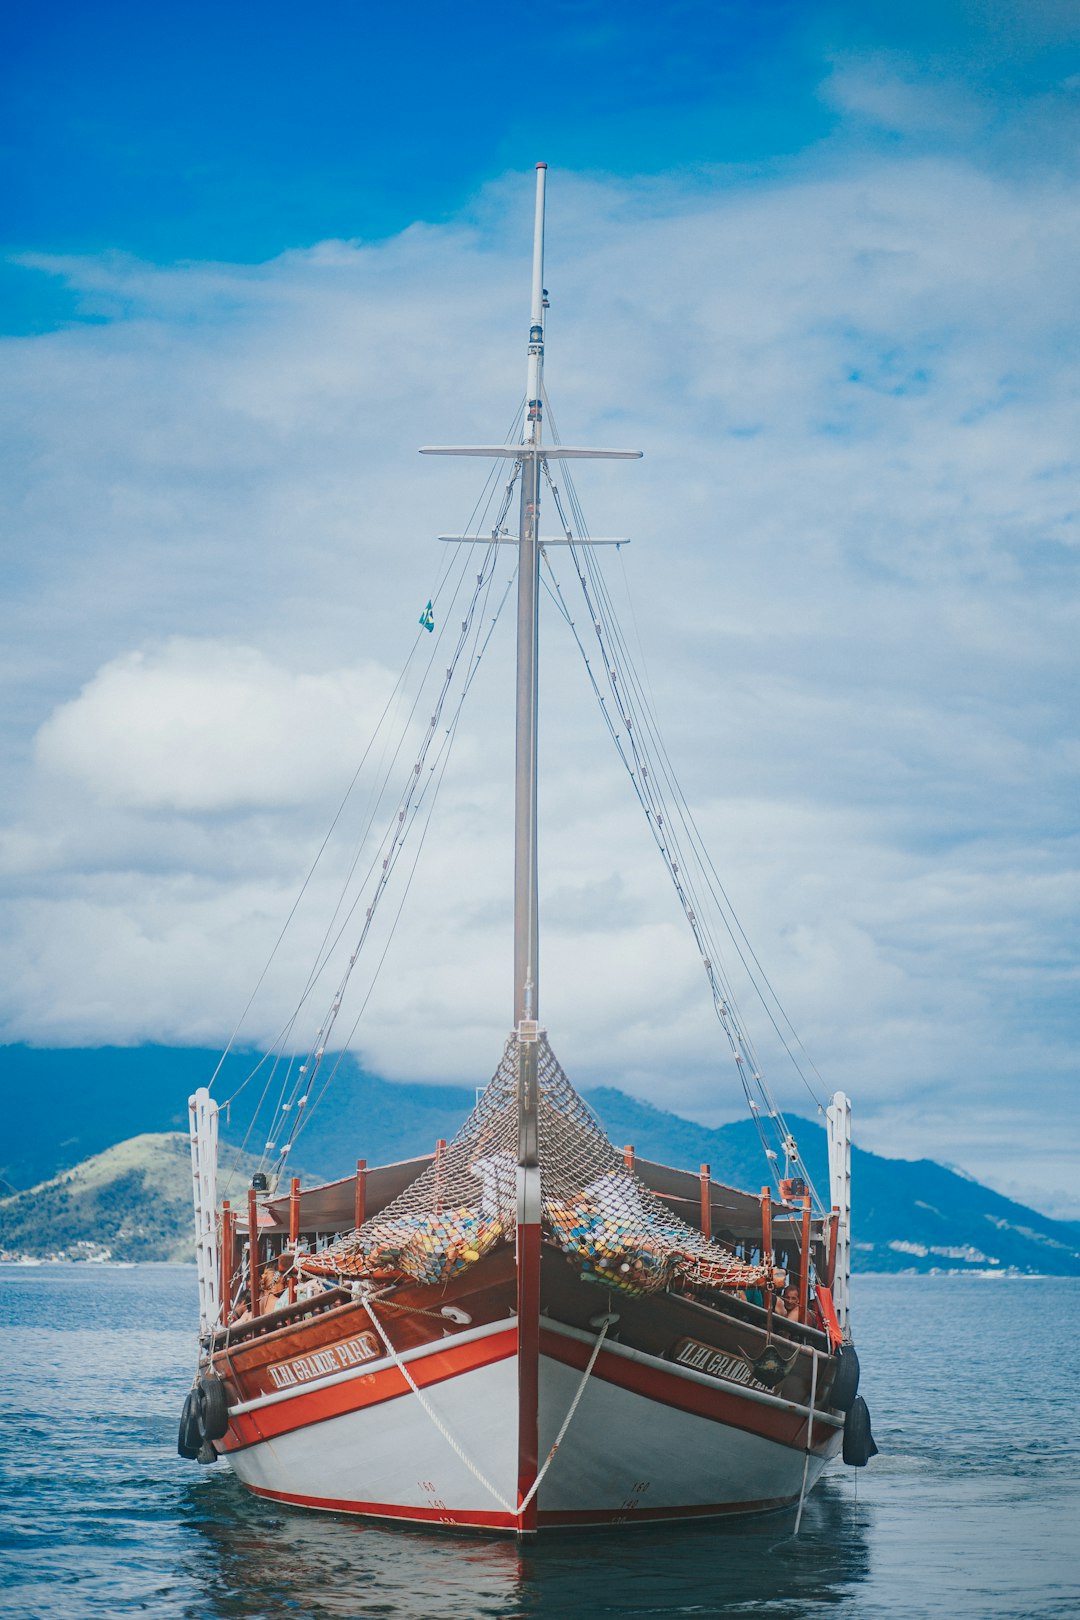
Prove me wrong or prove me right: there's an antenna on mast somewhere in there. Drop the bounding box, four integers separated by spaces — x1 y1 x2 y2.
525 162 547 447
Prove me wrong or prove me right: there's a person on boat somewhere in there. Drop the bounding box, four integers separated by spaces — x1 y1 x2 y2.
229 1288 253 1325
777 1283 802 1321
260 1265 288 1314
768 1275 790 1316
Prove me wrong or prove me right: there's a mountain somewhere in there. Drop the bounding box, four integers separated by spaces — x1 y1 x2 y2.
0 1134 205 1263
0 1133 279 1264
0 1043 473 1192
2 1044 1078 1274
587 1089 1080 1277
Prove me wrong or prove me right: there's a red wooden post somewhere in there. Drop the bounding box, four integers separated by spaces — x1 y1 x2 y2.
761 1185 775 1329
798 1194 812 1324
288 1176 300 1304
699 1164 712 1240
220 1199 233 1321
354 1158 367 1232
827 1204 840 1289
247 1185 260 1316
623 1143 635 1172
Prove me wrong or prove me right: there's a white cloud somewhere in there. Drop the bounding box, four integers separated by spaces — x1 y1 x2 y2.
3 128 1080 1210
33 640 398 813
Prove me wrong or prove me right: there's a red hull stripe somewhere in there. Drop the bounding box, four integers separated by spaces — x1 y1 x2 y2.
539 1495 799 1526
539 1328 834 1453
249 1483 517 1530
247 1482 799 1531
221 1326 517 1453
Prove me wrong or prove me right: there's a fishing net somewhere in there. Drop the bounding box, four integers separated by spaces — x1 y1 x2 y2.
305 1034 770 1295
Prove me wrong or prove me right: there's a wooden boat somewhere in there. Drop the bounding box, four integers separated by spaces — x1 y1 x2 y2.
180 164 875 1534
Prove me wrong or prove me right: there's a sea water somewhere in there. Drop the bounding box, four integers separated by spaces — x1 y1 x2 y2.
0 1266 1077 1620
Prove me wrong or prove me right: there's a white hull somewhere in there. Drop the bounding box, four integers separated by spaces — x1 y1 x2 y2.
535 1351 832 1523
221 1318 839 1531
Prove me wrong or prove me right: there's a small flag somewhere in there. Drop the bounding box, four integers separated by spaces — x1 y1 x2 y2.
419 600 434 632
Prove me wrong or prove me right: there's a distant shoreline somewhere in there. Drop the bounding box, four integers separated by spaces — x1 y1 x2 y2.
1 1260 1073 1281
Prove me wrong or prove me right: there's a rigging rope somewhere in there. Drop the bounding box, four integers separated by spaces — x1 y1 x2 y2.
219 410 523 1194
256 538 504 1174
540 392 827 1207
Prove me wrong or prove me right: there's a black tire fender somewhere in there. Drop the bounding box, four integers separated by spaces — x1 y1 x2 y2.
197 1374 229 1441
842 1394 879 1467
177 1389 202 1459
828 1343 860 1412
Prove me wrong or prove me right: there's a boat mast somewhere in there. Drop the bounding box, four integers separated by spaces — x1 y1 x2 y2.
419 167 638 1531
514 160 546 1034
513 160 546 1533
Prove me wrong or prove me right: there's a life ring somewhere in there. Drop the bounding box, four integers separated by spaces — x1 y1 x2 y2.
828 1343 860 1412
842 1395 878 1467
177 1390 202 1459
197 1373 230 1441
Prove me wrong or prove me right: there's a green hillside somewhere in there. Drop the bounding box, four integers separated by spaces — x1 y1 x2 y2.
0 1134 269 1263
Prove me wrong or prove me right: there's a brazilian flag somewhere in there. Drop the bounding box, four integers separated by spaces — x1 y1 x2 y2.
419 600 435 632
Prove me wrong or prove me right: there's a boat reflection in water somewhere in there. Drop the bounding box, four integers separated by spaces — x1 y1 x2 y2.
179 1470 872 1620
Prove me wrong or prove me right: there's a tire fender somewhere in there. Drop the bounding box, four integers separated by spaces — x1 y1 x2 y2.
829 1343 861 1412
177 1390 202 1460
842 1394 879 1467
198 1373 229 1441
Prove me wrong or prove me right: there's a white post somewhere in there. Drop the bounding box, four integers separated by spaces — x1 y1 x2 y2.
826 1091 852 1336
189 1087 220 1338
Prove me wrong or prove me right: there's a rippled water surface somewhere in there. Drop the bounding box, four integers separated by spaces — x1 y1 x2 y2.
1 1267 1078 1619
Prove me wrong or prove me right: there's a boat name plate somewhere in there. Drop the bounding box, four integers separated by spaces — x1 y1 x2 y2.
267 1333 381 1390
669 1336 775 1394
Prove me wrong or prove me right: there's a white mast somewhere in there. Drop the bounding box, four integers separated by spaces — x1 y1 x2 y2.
514 161 546 1032
510 163 547 1531
420 163 643 1534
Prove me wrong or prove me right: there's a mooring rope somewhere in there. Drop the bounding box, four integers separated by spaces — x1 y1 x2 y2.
516 1317 611 1514
360 1296 515 1513
359 1296 610 1520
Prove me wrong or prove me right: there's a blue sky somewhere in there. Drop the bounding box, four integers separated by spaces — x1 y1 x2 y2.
3 1 1080 1215
8 0 1077 315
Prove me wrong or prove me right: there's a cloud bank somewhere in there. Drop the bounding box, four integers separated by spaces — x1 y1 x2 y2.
3 85 1079 1212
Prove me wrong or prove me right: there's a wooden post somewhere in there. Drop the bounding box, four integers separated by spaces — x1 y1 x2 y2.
699 1164 711 1240
798 1194 812 1324
827 1204 839 1289
623 1144 635 1172
354 1158 367 1232
247 1185 260 1317
761 1185 775 1331
288 1176 300 1304
220 1199 233 1322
